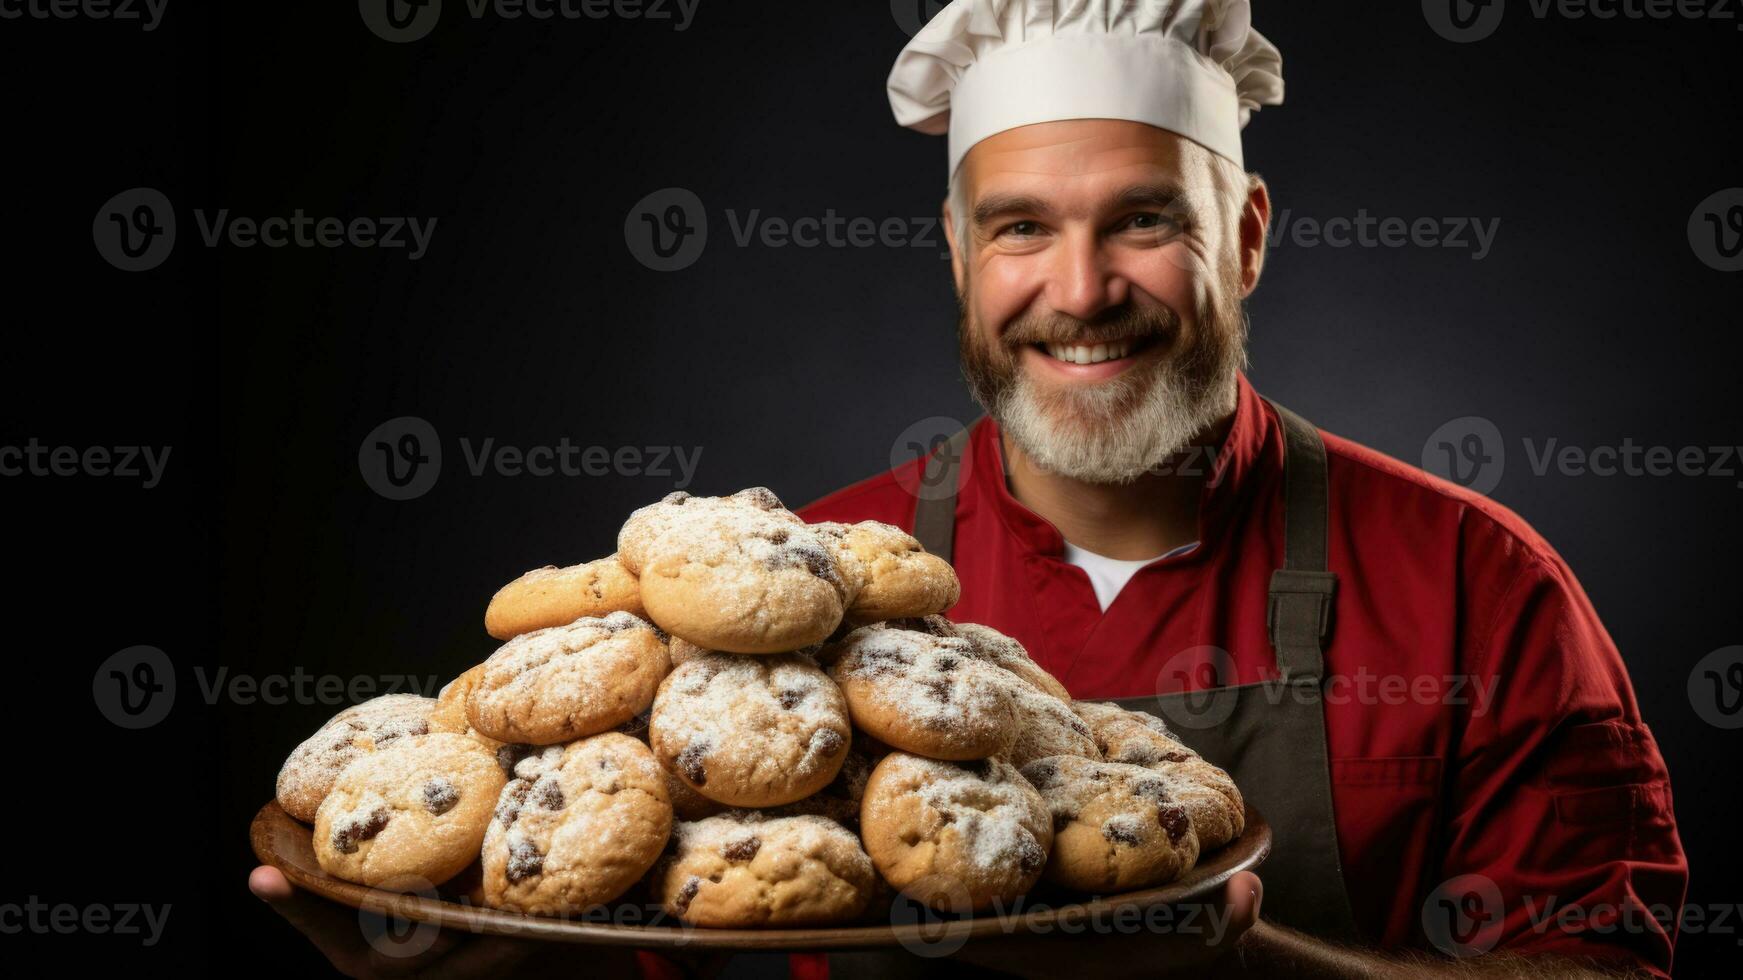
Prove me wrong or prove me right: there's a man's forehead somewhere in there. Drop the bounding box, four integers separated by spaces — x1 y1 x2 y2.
960 120 1213 197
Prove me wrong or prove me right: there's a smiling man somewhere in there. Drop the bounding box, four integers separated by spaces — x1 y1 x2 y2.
797 1 1688 976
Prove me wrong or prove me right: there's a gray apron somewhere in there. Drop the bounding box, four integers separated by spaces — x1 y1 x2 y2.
909 399 1362 942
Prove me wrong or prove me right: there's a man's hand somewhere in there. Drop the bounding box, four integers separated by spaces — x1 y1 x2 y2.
248 865 638 980
945 870 1263 979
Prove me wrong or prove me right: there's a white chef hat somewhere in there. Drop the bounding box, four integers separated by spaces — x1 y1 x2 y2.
887 0 1284 177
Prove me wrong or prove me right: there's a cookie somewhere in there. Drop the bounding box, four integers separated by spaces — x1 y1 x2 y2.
1018 755 1201 893
649 652 851 807
428 665 504 752
953 622 1073 702
277 694 437 823
313 733 506 888
481 733 672 915
1072 702 1244 849
815 521 960 622
653 811 876 927
484 554 644 640
616 487 800 575
620 489 847 653
1003 683 1101 768
859 753 1052 912
466 611 670 745
828 625 1017 761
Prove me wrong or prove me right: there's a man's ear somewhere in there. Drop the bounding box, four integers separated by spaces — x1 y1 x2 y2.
1238 175 1272 297
941 196 967 296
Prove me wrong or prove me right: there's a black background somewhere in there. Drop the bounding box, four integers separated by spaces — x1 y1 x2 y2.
3 1 1739 976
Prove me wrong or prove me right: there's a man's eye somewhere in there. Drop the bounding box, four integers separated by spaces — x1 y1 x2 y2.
1001 221 1041 238
1127 212 1181 232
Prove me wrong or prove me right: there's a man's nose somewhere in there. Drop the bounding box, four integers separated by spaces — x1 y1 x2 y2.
1044 231 1128 321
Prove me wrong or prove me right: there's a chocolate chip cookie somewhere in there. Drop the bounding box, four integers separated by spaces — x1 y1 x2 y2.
484 554 644 640
277 694 438 823
828 625 1017 761
313 732 506 888
653 811 877 927
649 652 851 807
481 733 672 915
466 611 670 745
1018 755 1201 892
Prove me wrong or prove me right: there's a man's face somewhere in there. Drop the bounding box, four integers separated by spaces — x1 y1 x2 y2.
948 119 1262 484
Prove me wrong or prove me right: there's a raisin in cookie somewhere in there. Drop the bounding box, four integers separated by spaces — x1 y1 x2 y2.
952 622 1073 702
313 733 506 888
1072 702 1244 849
466 612 670 745
859 753 1051 912
1018 755 1201 893
1003 684 1101 768
277 694 437 823
484 554 644 640
653 811 876 927
619 489 846 653
481 733 672 915
649 652 851 807
814 521 959 622
827 625 1017 761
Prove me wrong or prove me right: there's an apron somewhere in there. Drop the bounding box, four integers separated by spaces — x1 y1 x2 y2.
909 399 1363 942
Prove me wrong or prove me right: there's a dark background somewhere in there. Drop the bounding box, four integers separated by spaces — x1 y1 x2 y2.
3 1 1739 976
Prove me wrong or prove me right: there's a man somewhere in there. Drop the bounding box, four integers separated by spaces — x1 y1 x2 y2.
795 0 1686 976
251 1 1685 976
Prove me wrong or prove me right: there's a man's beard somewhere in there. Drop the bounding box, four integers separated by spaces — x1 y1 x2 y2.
958 274 1248 485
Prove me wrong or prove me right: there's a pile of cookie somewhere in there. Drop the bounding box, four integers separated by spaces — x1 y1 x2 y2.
274 487 1245 927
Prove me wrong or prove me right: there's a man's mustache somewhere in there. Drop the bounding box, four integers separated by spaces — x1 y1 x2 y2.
999 305 1181 348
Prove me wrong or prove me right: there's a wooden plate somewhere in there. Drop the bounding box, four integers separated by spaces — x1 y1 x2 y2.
250 799 1270 950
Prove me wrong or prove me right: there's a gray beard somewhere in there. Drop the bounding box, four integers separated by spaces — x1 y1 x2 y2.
959 293 1248 485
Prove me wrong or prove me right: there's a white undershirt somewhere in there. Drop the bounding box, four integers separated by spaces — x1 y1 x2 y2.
1062 540 1200 612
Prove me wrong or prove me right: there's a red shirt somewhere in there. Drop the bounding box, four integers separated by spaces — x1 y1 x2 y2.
800 374 1687 975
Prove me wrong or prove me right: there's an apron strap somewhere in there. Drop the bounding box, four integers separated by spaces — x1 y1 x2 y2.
1265 399 1339 685
910 425 972 561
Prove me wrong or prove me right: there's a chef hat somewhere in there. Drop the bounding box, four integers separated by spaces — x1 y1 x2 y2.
887 0 1284 177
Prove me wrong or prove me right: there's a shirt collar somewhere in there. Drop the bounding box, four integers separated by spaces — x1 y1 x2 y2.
966 372 1278 559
